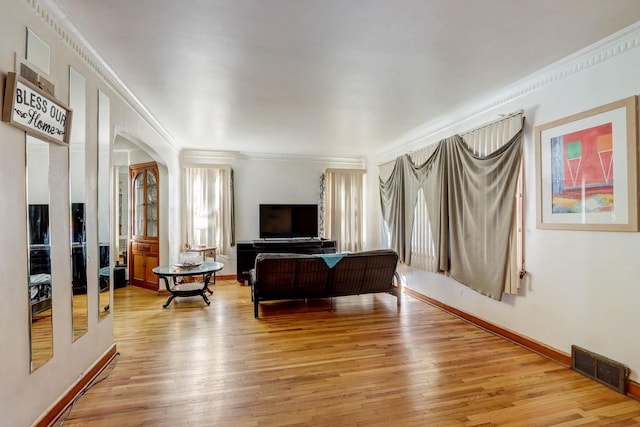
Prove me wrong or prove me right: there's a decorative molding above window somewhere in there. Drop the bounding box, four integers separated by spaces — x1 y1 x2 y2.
180 149 366 168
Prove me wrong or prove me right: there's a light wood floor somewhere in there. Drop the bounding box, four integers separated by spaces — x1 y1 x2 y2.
60 281 640 426
31 309 53 370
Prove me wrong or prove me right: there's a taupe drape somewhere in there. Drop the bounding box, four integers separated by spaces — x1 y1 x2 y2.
379 130 523 300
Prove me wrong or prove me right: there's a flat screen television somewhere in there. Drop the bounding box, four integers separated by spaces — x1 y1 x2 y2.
259 204 318 239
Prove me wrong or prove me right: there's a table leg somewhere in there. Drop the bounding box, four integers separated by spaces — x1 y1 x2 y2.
203 272 214 295
163 294 177 308
159 276 175 308
201 293 211 305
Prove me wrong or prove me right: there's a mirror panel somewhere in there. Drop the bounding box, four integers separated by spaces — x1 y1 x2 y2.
98 90 111 320
26 28 50 75
69 67 88 340
27 134 53 371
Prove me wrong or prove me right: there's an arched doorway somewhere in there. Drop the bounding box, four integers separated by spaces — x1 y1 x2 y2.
113 134 170 292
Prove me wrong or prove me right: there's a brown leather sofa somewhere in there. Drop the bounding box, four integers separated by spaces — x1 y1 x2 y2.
250 249 400 318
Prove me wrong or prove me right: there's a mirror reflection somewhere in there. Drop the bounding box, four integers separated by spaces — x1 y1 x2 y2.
115 166 128 289
98 90 111 319
27 134 53 371
69 67 88 340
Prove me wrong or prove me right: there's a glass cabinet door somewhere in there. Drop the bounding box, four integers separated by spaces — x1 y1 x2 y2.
130 163 159 240
133 171 145 237
146 169 157 237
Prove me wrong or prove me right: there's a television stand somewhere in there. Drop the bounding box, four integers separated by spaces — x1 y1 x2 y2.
236 239 336 283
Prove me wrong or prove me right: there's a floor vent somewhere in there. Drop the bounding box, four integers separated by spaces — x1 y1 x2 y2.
571 345 629 394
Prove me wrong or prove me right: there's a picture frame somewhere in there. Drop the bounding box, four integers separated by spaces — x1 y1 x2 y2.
535 96 638 231
2 72 72 145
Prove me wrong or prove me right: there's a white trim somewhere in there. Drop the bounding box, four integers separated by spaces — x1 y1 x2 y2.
181 162 232 171
180 149 366 168
376 21 640 162
35 0 179 155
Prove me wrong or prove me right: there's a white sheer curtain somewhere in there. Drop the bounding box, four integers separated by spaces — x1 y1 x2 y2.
183 167 234 255
323 169 365 252
408 144 439 271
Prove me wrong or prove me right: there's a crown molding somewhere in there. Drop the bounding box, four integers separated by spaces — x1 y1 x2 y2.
32 0 179 155
28 0 372 168
180 149 366 168
376 21 640 163
29 0 639 166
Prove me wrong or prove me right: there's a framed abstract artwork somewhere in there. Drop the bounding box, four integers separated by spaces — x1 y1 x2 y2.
535 96 638 231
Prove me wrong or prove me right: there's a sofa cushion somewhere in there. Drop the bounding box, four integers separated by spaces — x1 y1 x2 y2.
329 249 399 296
253 253 329 299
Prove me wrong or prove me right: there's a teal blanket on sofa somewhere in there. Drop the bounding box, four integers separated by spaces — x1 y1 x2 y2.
313 252 347 268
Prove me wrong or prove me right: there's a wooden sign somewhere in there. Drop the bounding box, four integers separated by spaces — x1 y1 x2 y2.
2 72 72 145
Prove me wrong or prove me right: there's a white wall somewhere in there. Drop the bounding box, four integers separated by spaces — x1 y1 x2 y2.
181 152 365 277
0 2 178 425
368 23 640 383
4 2 638 425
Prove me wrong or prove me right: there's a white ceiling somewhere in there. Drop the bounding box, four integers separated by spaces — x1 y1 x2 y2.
50 0 640 157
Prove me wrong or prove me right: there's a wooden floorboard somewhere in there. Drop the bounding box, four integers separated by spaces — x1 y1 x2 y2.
58 282 640 426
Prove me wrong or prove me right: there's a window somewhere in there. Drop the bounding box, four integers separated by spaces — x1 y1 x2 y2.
183 167 234 255
380 112 524 299
321 169 365 252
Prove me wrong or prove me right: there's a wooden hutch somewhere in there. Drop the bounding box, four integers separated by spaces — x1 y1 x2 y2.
129 161 159 290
